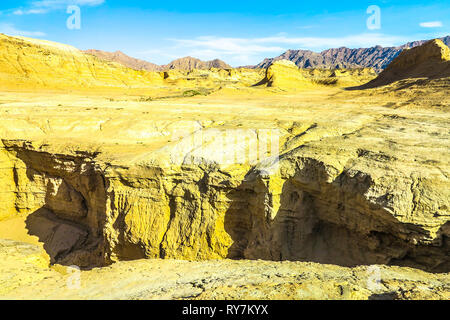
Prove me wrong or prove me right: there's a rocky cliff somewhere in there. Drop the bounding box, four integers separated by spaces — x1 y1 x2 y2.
1 87 448 272
255 60 377 88
1 121 448 271
362 39 450 88
255 60 309 88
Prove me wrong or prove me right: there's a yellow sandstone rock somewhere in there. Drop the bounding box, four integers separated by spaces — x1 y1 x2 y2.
0 35 448 295
256 59 311 88
0 33 165 91
363 39 450 88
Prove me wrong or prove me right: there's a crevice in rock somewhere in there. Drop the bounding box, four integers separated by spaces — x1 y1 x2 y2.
1 139 448 272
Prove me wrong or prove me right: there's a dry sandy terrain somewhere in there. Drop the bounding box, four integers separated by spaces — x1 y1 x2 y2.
1 238 449 300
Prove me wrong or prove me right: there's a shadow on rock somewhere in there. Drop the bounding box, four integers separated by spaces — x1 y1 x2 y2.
25 207 102 269
224 163 450 273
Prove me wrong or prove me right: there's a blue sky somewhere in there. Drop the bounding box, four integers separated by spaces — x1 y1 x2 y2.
0 0 449 66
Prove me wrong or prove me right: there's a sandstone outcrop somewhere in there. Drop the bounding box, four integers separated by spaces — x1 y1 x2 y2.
161 67 264 88
255 60 311 88
0 34 164 91
303 68 378 86
0 84 448 272
255 62 377 89
362 39 450 88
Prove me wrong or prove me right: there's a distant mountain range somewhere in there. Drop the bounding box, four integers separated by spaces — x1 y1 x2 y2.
84 49 161 71
84 36 449 72
251 36 450 71
83 50 231 71
164 56 231 70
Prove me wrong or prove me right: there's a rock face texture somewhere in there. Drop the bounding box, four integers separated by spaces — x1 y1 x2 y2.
0 141 107 266
0 35 448 281
0 89 448 271
255 60 309 88
253 36 450 71
255 60 377 88
363 40 450 88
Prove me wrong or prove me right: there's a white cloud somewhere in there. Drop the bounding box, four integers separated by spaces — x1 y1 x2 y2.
419 21 443 28
12 0 105 15
0 23 46 37
167 33 408 61
170 36 285 56
32 0 105 8
13 9 49 15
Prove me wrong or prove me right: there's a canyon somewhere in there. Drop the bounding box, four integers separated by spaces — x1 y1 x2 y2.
0 34 448 300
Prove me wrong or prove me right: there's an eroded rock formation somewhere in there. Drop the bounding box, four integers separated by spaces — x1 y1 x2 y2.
255 60 309 88
363 39 450 88
1 121 448 271
0 35 448 276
